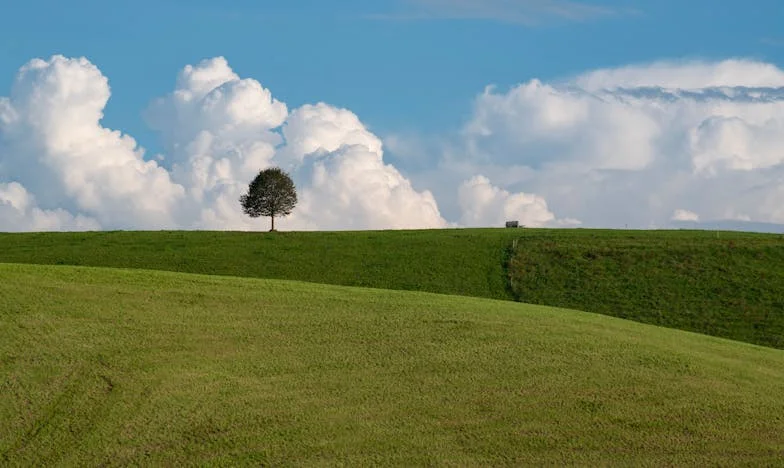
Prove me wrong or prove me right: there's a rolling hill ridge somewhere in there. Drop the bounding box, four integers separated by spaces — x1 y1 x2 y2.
1 263 783 465
1 228 783 348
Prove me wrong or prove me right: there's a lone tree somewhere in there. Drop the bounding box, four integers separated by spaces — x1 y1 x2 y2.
240 167 298 231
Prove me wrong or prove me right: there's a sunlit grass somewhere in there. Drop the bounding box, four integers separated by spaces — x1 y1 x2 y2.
2 263 783 465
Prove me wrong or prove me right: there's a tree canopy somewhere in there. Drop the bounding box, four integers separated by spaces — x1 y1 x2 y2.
240 167 297 231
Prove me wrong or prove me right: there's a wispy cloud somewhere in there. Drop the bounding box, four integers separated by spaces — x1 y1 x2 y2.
367 0 633 26
761 38 784 47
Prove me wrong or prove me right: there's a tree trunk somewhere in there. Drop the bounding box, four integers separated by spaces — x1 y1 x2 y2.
270 214 275 232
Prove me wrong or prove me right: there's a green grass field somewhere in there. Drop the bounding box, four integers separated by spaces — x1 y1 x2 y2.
0 229 521 300
2 263 783 465
2 228 783 349
507 229 784 349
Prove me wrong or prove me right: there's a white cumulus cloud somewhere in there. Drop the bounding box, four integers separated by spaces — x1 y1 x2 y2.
0 181 99 231
458 175 563 227
145 57 288 229
0 54 450 232
281 103 383 162
280 103 446 230
144 58 446 231
4 54 783 233
298 144 446 230
445 59 784 228
0 56 184 229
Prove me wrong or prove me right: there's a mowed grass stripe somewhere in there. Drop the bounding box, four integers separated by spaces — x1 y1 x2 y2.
1 263 783 465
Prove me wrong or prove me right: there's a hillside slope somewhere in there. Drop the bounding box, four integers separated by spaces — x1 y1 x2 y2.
1 263 783 465
507 230 784 348
2 228 783 349
0 229 520 300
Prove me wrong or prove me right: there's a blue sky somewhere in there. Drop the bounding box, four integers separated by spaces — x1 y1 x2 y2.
1 0 784 232
2 0 781 151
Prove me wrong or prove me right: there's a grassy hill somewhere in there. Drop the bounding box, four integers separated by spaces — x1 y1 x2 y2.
2 228 783 349
2 263 783 465
0 229 520 300
507 229 784 349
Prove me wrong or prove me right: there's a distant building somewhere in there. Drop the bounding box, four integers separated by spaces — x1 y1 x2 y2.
505 221 519 228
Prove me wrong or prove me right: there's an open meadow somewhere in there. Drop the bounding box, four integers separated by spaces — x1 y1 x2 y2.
2 263 783 465
2 228 782 347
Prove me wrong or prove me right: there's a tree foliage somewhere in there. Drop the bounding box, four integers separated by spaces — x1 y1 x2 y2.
240 167 297 231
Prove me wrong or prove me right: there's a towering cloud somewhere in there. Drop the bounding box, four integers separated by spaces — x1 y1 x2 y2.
280 103 446 230
144 58 447 230
281 103 384 162
0 55 448 232
0 56 184 229
2 56 783 232
145 57 288 229
454 59 784 228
